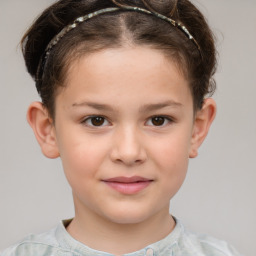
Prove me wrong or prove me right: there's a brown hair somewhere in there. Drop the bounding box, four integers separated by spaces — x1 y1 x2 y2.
21 0 217 118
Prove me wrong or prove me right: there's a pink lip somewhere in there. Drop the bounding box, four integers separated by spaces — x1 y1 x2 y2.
103 176 153 195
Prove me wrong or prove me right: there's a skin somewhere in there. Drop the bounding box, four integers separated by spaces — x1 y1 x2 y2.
27 46 216 255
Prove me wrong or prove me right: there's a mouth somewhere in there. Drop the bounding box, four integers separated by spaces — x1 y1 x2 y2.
102 176 153 195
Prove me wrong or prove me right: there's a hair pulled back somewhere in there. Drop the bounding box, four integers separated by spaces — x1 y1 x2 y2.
21 0 217 118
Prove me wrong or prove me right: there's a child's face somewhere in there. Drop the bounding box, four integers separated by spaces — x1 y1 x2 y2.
51 46 198 224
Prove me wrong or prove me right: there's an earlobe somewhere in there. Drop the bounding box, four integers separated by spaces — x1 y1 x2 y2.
189 98 217 158
27 102 59 159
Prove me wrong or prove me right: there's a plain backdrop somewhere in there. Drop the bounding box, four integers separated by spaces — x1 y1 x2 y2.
0 0 255 255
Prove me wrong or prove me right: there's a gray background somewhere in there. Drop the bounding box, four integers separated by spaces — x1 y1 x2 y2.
0 0 255 255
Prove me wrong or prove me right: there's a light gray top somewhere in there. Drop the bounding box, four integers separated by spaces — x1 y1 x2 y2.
1 219 242 256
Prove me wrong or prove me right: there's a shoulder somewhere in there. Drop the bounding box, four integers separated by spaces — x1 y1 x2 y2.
176 221 242 256
198 233 242 256
0 226 64 256
190 233 241 256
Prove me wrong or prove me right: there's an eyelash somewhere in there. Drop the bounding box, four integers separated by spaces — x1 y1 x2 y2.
81 116 111 127
146 116 174 127
81 115 174 127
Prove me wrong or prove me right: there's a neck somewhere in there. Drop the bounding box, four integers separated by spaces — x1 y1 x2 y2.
67 201 175 255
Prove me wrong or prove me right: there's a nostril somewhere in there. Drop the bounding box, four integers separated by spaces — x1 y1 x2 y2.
135 158 144 164
110 148 147 165
114 157 145 166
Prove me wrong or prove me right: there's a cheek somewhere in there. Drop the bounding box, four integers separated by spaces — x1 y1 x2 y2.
150 132 192 166
58 136 107 184
149 133 191 189
158 149 189 185
158 150 189 201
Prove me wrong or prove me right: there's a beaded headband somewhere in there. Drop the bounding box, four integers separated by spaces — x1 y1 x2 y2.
36 6 201 91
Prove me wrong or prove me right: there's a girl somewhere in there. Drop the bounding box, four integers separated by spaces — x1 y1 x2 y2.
1 0 242 255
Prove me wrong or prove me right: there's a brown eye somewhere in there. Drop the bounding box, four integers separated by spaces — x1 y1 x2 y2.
146 116 171 127
91 117 105 126
83 116 109 127
151 117 165 126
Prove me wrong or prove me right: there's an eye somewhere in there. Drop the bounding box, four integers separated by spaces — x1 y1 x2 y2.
146 116 172 127
82 116 110 127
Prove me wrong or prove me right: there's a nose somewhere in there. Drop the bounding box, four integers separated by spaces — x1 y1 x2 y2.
110 125 147 166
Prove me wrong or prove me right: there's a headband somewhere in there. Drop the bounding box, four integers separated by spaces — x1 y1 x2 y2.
36 6 201 90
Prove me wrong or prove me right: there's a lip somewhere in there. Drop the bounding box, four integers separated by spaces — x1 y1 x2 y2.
102 176 153 195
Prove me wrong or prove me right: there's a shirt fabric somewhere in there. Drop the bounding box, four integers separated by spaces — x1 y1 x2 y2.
1 218 242 256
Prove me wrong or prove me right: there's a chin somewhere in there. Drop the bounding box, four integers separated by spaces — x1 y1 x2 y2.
102 206 157 225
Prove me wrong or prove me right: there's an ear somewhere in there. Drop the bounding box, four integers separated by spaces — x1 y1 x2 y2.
189 98 217 158
27 102 59 159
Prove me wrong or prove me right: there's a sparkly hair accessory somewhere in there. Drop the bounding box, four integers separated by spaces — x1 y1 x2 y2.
36 6 201 89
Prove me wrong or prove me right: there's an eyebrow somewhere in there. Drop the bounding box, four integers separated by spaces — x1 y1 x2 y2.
138 101 183 112
72 102 115 112
72 100 183 112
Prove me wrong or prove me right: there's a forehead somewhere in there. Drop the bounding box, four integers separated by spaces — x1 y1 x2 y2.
58 46 192 110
